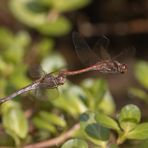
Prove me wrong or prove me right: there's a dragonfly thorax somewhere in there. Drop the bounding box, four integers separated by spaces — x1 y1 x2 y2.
40 73 66 89
94 60 127 74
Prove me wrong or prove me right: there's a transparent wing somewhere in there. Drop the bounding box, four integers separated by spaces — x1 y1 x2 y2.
28 64 46 80
34 72 60 101
112 47 136 61
93 36 111 60
34 87 59 101
35 84 59 101
72 32 100 66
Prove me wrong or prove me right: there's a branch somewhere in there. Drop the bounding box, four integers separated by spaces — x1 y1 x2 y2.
24 123 80 148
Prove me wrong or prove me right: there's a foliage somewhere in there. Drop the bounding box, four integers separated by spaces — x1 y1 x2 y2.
129 61 148 104
62 104 148 148
1 101 28 146
0 0 148 147
9 0 90 36
61 139 88 148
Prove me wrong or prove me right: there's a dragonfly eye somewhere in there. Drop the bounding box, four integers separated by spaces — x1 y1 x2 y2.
58 76 66 85
120 64 127 73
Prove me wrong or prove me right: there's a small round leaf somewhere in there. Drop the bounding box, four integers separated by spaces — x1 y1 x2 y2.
61 139 88 148
85 123 110 141
95 112 121 132
118 104 141 132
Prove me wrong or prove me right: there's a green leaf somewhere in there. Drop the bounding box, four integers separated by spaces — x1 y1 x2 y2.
9 0 46 27
129 87 148 104
135 61 148 88
0 77 7 97
53 84 87 117
127 123 148 140
85 123 110 141
9 65 31 89
36 38 54 59
15 31 31 48
1 101 28 140
81 78 108 110
9 0 72 35
38 16 72 36
61 139 88 148
52 0 91 12
98 91 115 115
118 104 141 132
36 0 53 7
81 78 115 115
3 31 31 64
95 112 121 132
39 111 66 127
0 27 13 49
80 112 110 145
32 116 56 133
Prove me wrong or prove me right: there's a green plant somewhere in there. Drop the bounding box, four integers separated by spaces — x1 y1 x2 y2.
0 1 148 146
62 104 148 148
130 61 148 104
9 0 90 36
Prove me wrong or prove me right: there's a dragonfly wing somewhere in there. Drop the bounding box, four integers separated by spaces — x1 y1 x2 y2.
112 47 136 61
34 85 59 101
28 64 46 80
33 88 45 101
72 32 100 66
93 36 111 60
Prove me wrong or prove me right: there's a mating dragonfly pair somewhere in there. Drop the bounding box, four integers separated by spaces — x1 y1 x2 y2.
0 32 128 103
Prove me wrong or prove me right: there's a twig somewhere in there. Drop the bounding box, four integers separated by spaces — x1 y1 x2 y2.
24 123 80 148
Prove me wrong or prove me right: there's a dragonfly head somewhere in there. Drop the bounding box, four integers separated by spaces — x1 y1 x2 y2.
114 61 127 74
56 73 66 85
119 63 128 73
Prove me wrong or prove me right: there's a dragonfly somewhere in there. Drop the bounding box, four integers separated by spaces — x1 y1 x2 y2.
0 32 128 104
62 32 128 76
0 73 66 104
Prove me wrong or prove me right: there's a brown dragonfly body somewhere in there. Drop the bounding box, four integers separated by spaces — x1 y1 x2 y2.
0 73 66 103
64 60 127 76
0 32 128 104
64 32 128 76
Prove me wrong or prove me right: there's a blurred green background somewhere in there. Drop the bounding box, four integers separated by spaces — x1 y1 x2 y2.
0 0 148 147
